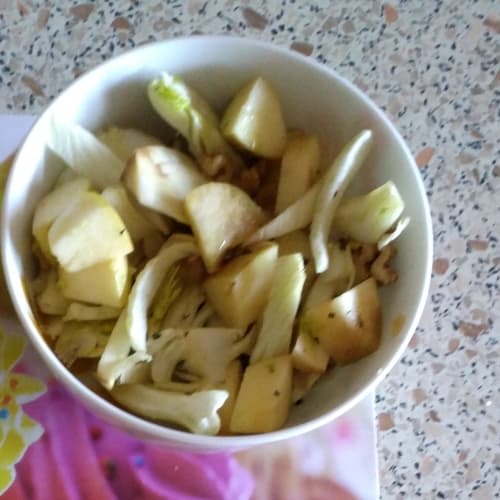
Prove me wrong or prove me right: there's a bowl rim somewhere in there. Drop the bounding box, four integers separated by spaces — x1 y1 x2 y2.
1 34 433 450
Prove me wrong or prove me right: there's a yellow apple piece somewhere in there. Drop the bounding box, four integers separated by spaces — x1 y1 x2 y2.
301 278 381 365
221 77 287 159
97 126 163 162
58 256 130 308
123 145 208 224
185 182 267 272
101 185 159 242
275 131 320 213
275 230 315 296
304 242 355 309
230 355 292 434
32 177 91 261
291 330 329 373
291 370 322 404
62 303 121 322
203 243 278 329
217 359 243 434
48 191 133 273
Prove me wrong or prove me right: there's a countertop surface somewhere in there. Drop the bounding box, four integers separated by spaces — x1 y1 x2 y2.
0 1 498 498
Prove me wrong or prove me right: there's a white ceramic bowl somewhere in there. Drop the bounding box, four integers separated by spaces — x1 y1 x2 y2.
1 36 432 452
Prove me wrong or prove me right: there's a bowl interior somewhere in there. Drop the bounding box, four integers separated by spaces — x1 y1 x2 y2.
2 36 432 450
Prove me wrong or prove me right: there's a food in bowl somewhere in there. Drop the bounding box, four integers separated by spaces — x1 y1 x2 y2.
26 72 409 436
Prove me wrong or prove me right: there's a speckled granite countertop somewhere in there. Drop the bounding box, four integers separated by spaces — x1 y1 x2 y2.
1 1 499 498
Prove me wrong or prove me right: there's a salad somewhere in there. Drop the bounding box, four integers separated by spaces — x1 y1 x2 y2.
28 73 409 435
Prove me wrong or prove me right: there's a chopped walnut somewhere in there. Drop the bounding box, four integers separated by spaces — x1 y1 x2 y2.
234 166 261 196
253 159 281 212
349 241 378 284
254 158 270 178
200 154 233 179
350 241 378 262
371 244 398 285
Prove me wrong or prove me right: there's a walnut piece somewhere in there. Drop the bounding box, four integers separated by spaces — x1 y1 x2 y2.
371 244 398 285
350 241 378 284
200 154 233 179
235 166 261 196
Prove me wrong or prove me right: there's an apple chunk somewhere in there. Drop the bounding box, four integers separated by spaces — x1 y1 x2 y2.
204 243 278 329
97 126 163 162
123 145 208 224
221 77 287 159
48 191 133 273
275 131 320 213
230 355 292 434
217 359 243 435
58 256 130 308
275 230 315 296
301 278 381 365
32 177 91 261
291 370 322 404
101 185 159 242
185 182 267 272
291 330 329 373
